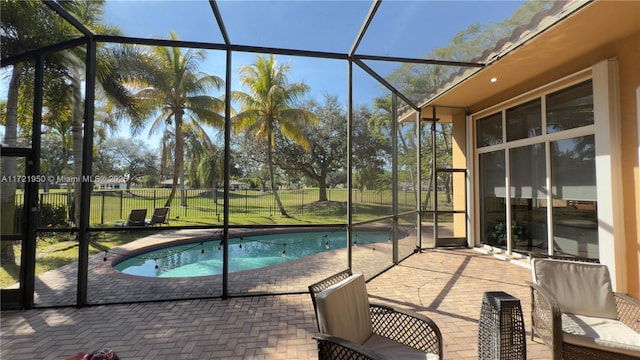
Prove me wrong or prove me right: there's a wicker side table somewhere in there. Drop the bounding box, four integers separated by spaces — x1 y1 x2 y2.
478 291 526 360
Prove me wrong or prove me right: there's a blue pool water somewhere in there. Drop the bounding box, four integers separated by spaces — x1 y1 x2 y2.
114 230 400 278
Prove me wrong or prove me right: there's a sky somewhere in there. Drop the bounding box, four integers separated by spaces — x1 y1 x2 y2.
101 0 526 105
2 0 527 146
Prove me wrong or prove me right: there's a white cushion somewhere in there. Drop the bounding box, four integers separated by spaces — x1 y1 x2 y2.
532 258 618 319
363 334 439 360
562 313 640 357
316 274 373 344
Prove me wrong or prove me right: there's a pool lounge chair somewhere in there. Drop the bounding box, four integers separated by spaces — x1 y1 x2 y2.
146 207 170 226
126 209 147 227
308 270 443 360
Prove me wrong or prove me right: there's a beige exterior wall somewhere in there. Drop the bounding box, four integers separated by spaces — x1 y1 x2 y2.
615 33 640 299
452 111 467 238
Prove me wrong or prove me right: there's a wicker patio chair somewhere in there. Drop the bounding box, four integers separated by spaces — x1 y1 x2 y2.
308 270 443 360
528 257 640 360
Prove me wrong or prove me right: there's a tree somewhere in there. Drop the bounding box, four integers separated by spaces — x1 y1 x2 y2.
274 94 346 202
1 0 78 264
233 133 270 191
125 32 225 207
183 123 239 191
369 96 419 204
52 0 139 226
351 104 391 198
231 54 317 217
386 1 554 103
93 138 158 189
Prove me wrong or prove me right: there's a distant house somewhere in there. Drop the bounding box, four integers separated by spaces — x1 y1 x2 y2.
159 179 189 189
229 181 250 191
93 178 127 190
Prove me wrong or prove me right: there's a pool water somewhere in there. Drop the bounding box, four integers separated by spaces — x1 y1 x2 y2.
114 230 398 278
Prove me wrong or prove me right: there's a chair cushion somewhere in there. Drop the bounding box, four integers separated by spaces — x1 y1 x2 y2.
316 274 373 344
562 313 640 357
363 334 439 360
532 258 618 319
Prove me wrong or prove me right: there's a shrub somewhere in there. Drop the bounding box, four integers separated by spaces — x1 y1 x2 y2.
491 221 530 245
39 204 68 227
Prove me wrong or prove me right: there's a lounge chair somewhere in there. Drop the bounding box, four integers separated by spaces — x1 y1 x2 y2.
528 256 640 360
146 207 169 226
308 270 443 360
126 209 147 227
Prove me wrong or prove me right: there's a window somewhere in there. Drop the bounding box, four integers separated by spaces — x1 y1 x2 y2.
479 150 505 246
546 80 594 133
506 99 541 141
475 79 596 258
476 112 502 147
510 144 547 253
551 135 597 258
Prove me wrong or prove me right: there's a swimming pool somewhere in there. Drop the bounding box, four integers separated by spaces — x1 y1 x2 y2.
114 230 400 278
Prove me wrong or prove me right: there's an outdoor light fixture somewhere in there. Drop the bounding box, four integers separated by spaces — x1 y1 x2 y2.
490 77 498 83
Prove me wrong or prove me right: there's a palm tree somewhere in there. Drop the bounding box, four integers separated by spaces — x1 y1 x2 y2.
55 0 144 226
182 124 220 189
231 54 317 217
127 32 225 207
3 1 147 233
370 96 419 205
1 0 82 263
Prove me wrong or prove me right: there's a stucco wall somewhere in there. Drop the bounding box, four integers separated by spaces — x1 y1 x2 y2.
616 33 640 299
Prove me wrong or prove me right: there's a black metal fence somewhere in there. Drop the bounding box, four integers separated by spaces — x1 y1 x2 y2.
15 187 422 227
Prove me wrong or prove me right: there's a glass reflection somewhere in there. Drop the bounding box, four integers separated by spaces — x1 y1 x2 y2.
476 113 502 147
547 80 593 134
551 135 597 258
479 150 505 246
506 99 541 141
510 144 547 254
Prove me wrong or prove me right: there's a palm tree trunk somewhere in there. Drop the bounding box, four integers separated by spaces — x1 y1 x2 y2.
0 64 22 265
165 115 184 207
266 139 288 217
398 131 419 206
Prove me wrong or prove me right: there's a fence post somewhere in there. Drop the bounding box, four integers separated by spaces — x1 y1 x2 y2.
101 192 105 224
301 189 304 216
120 190 123 219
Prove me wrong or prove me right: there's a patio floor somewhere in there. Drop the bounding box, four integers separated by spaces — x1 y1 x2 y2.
1 248 551 359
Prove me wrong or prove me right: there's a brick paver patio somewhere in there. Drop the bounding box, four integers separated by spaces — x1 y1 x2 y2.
1 248 551 359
